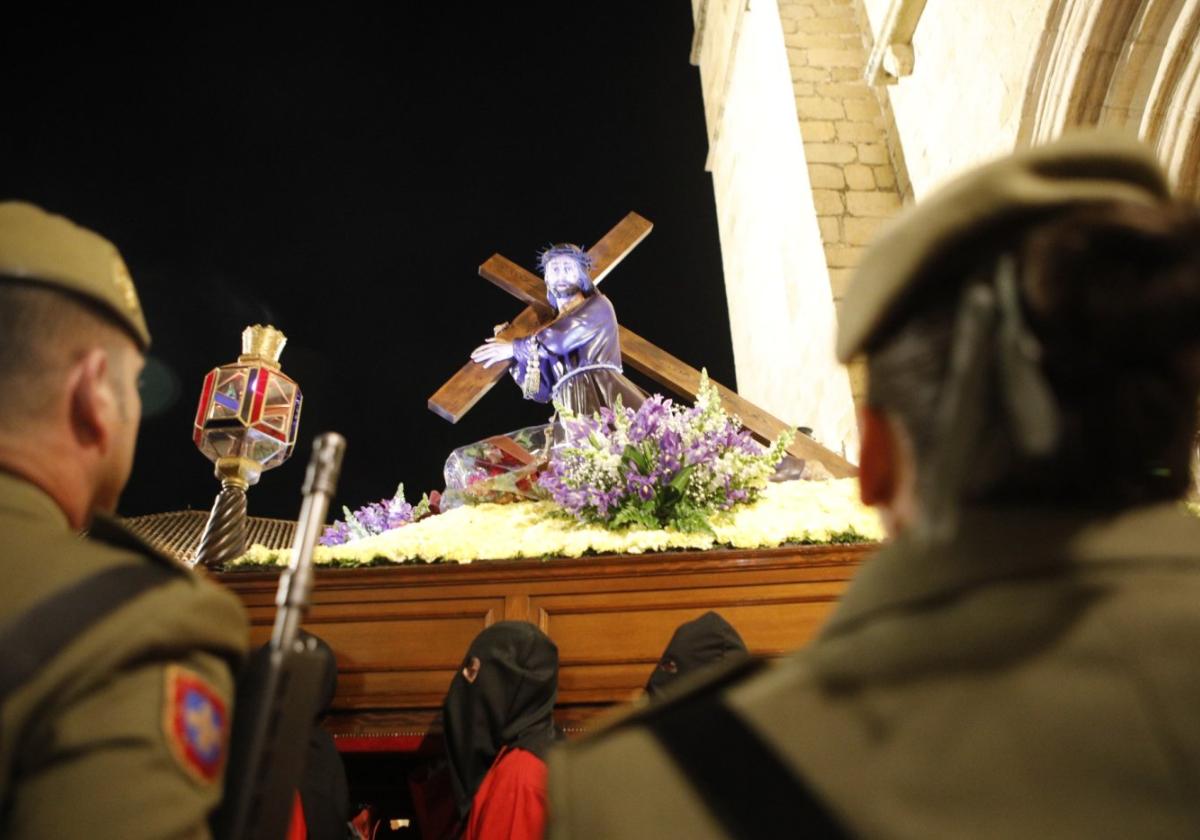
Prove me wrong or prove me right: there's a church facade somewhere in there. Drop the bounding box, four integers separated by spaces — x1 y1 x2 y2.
690 0 1200 461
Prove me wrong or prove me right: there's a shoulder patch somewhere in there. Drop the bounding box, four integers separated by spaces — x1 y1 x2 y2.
163 665 229 784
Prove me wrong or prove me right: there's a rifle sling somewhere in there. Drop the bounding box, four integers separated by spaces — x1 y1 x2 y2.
0 563 176 702
649 689 847 839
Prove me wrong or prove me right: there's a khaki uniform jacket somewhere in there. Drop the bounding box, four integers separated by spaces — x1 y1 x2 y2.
549 503 1200 839
0 471 249 839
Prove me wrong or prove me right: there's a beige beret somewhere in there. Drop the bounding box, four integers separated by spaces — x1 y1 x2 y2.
0 201 151 350
836 131 1170 362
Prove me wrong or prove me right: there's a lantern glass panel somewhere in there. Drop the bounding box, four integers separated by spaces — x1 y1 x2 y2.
210 369 247 420
260 376 296 435
247 429 287 468
200 430 241 461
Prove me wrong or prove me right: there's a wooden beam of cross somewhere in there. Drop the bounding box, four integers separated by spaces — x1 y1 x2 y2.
427 212 857 477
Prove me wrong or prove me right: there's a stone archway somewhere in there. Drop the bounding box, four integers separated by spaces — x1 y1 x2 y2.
1019 0 1200 199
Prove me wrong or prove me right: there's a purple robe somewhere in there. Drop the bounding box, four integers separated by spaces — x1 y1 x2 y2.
509 293 645 416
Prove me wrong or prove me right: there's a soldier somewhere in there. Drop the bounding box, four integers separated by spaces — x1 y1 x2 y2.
546 132 1200 838
0 202 247 838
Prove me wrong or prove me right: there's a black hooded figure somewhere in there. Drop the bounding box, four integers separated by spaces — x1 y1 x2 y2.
644 611 750 698
441 621 559 840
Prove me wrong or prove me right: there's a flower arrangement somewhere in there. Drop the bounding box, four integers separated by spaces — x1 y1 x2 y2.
234 477 883 568
539 372 793 533
319 484 433 547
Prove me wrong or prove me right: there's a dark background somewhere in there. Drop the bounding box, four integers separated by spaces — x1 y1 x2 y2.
1 4 734 519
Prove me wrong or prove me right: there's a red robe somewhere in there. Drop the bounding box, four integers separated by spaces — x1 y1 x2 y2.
464 747 547 840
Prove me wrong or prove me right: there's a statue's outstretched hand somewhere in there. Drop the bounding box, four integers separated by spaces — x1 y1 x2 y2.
471 338 515 368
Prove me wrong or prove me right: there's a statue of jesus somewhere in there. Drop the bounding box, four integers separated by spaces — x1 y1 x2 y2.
440 243 645 508
470 243 645 417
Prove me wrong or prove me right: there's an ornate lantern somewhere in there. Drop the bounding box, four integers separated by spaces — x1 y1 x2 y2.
191 324 303 567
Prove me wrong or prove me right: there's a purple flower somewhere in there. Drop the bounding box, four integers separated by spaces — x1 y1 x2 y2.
319 521 352 546
658 429 683 475
355 503 387 534
628 396 669 443
383 497 414 529
625 472 656 501
542 375 785 529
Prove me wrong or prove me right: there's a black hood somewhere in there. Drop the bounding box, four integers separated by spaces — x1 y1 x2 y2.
645 611 748 698
441 621 559 821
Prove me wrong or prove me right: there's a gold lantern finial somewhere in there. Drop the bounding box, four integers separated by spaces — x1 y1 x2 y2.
239 324 287 369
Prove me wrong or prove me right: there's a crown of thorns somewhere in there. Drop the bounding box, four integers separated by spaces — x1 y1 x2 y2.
537 243 594 274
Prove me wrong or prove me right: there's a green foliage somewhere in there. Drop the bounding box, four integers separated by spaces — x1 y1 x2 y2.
794 527 871 545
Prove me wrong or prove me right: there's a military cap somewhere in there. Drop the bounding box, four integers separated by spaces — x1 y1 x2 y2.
836 131 1171 362
0 201 151 350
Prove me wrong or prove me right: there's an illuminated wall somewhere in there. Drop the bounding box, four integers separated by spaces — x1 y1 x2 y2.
859 0 1057 195
691 0 860 461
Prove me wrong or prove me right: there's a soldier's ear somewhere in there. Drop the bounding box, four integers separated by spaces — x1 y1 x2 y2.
857 405 898 508
67 347 116 452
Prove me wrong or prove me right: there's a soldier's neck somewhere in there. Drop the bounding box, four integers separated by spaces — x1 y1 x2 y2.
0 438 94 531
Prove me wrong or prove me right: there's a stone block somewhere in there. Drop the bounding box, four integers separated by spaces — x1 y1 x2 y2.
799 120 836 142
843 98 882 121
808 163 846 189
817 216 841 243
825 246 868 268
795 97 845 120
805 16 861 34
807 48 864 68
844 215 887 246
830 67 862 81
788 49 809 69
804 142 857 164
811 189 846 215
828 267 856 297
836 121 883 142
847 359 868 401
779 3 817 18
816 4 855 18
856 143 889 164
786 32 859 50
816 81 874 99
793 66 831 82
873 165 896 189
793 82 816 97
846 191 902 217
844 163 875 190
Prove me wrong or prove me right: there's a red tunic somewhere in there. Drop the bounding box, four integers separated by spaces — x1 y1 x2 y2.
464 747 547 840
285 790 306 840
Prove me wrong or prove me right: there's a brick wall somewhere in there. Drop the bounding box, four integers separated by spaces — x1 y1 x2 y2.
780 0 904 304
778 0 906 400
690 0 860 459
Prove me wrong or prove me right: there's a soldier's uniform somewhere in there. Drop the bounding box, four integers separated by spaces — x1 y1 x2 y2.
546 135 1200 838
0 203 249 838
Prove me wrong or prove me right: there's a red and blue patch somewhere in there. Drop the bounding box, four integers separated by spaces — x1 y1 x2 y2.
164 666 228 784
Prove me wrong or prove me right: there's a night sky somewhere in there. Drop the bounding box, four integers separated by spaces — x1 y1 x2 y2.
2 5 734 519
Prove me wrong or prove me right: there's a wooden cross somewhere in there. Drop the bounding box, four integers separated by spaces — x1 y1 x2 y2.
428 213 856 477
